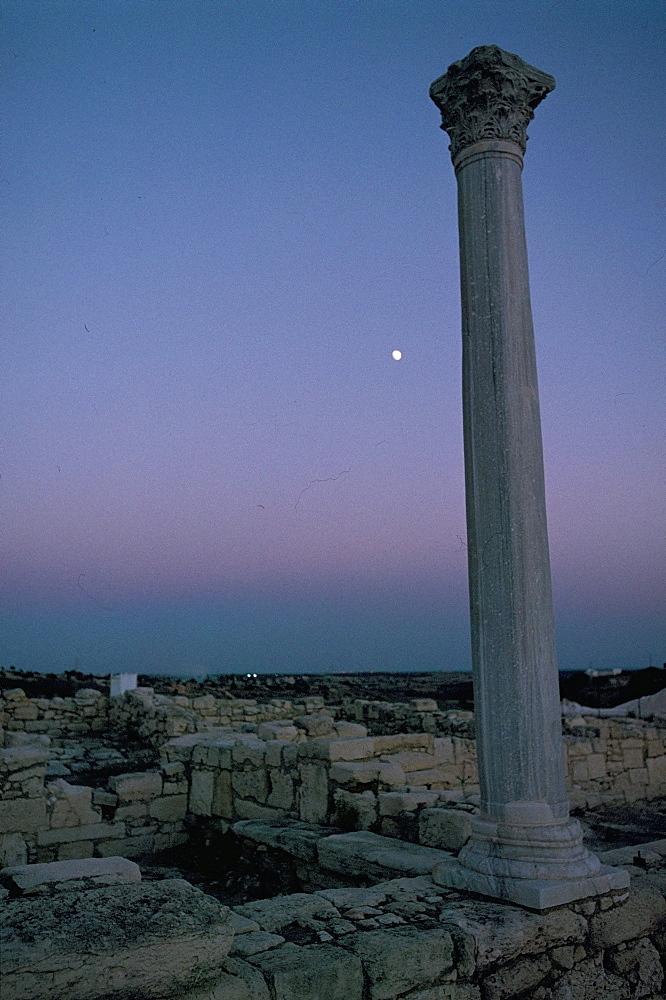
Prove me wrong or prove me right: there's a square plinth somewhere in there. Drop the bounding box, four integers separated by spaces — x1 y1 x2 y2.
432 858 630 911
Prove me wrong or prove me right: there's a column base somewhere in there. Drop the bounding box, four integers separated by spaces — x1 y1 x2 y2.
432 857 630 910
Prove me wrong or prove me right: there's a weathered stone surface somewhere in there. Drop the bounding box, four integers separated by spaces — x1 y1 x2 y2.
248 942 363 1000
0 797 47 834
318 830 453 880
299 762 329 823
398 986 480 1000
0 878 233 1000
300 737 375 762
108 770 162 802
37 821 126 846
190 769 215 815
235 892 338 932
232 767 269 802
378 791 440 816
589 883 666 948
481 953 551 1000
181 957 270 1000
230 930 285 957
437 899 587 971
419 808 472 851
230 912 261 935
333 789 377 830
544 953 636 1000
47 780 101 828
0 833 27 867
343 926 454 1000
233 818 335 863
0 856 141 895
149 793 188 822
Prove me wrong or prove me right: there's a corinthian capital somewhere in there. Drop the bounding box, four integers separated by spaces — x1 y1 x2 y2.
430 45 555 160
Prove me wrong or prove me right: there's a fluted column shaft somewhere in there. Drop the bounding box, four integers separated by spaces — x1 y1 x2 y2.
427 47 628 907
456 137 567 823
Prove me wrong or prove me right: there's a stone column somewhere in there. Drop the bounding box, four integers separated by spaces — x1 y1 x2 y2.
429 46 628 908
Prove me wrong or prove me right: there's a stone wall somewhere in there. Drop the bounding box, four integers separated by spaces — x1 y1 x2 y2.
0 687 109 738
0 745 189 866
0 685 326 747
169 718 666 850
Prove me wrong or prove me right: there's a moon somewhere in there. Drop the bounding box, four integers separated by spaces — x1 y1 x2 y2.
392 350 402 361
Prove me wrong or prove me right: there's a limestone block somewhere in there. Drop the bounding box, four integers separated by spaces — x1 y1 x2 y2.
333 789 377 831
589 883 666 948
209 770 233 819
190 770 215 816
57 841 94 860
480 953 551 1000
647 755 666 787
235 892 338 933
181 956 271 1000
623 748 644 769
267 770 295 811
299 737 375 762
373 734 434 754
333 722 367 738
247 942 363 1000
419 808 472 852
0 878 234 1000
330 761 381 785
233 800 283 821
0 856 141 895
11 704 39 721
149 794 188 823
381 751 439 773
37 822 126 846
0 834 27 868
434 737 455 763
408 768 448 788
1 746 49 771
299 762 329 824
0 797 47 834
2 689 27 701
96 834 156 858
231 740 266 767
585 753 607 779
48 780 102 828
232 768 269 803
344 926 453 1000
378 792 440 817
317 831 453 880
230 930 285 957
257 722 299 742
233 818 334 863
108 770 162 802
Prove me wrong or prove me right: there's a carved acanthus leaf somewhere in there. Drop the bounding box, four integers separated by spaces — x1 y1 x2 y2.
429 45 555 159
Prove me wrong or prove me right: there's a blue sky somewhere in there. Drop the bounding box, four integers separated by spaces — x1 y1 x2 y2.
2 1 664 675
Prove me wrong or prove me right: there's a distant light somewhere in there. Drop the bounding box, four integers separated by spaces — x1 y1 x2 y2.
392 350 402 361
253 673 258 678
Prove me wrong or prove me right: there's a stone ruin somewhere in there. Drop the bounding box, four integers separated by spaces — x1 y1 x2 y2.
3 44 664 1000
2 674 666 999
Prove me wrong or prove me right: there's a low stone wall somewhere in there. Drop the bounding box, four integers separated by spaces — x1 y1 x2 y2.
348 697 476 737
0 687 109 738
0 684 328 748
0 744 188 866
167 717 666 850
564 716 666 808
166 730 479 851
109 686 331 746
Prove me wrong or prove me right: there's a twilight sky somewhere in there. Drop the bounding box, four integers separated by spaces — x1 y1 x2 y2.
2 1 664 677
